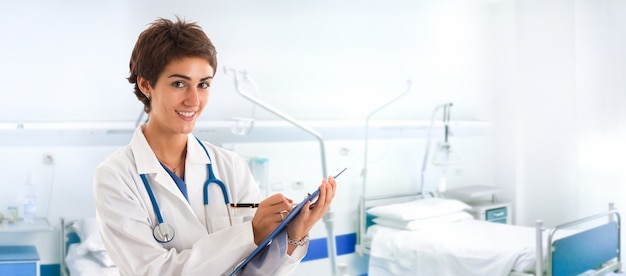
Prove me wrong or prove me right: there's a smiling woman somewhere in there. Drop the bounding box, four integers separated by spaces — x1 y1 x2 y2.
92 17 337 276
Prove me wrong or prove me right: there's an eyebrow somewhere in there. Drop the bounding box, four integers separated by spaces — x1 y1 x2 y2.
168 74 213 81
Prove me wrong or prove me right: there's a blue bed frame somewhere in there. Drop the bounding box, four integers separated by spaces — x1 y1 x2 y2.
541 203 621 276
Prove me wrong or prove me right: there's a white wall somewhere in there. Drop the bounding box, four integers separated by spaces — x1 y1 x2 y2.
0 0 493 124
489 0 626 228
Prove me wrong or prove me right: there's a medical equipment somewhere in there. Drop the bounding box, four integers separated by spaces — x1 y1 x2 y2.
420 102 462 198
356 80 413 255
248 157 269 196
360 79 412 203
139 137 233 243
6 206 17 224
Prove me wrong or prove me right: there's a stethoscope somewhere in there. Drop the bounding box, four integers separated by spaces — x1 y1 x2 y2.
140 137 232 243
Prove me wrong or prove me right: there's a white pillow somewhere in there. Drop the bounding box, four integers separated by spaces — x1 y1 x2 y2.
72 218 107 254
90 250 116 267
71 217 117 268
73 217 98 243
373 211 473 230
366 198 471 221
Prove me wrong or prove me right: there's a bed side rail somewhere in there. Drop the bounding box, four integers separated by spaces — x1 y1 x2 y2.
547 205 621 276
60 217 80 276
60 217 68 276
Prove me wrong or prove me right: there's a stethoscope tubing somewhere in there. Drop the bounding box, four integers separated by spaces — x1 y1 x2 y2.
141 174 165 224
141 137 234 243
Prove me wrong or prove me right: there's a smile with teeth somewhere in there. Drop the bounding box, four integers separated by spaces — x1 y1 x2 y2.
176 111 195 117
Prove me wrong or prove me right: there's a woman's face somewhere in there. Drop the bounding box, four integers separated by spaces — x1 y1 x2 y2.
140 56 214 136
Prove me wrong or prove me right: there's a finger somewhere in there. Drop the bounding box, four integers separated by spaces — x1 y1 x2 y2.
325 176 337 201
315 179 335 212
328 175 337 194
275 209 290 223
308 184 327 213
299 200 313 216
267 194 288 205
320 184 334 211
262 194 292 212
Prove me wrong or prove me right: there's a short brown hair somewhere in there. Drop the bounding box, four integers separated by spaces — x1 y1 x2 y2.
128 17 218 113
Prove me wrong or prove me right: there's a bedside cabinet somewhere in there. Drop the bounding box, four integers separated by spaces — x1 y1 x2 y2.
0 245 40 276
0 218 51 276
467 201 511 224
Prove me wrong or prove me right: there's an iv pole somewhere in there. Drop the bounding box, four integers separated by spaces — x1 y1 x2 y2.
224 67 338 276
361 80 412 196
420 102 453 198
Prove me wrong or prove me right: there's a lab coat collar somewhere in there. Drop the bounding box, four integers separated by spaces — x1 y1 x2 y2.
131 125 159 175
186 133 212 167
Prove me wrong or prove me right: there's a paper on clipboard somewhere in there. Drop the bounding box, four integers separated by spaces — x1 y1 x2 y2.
229 167 346 276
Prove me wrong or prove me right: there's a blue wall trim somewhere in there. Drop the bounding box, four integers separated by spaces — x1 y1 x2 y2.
302 232 356 262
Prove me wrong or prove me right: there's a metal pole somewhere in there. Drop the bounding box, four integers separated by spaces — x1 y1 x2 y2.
226 68 337 275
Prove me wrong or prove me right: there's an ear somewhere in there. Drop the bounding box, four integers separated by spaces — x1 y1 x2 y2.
137 76 152 96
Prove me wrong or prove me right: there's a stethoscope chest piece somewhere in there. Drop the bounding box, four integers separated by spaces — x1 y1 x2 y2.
153 222 175 243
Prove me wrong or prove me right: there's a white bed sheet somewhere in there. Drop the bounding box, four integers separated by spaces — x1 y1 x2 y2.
66 244 120 276
64 217 120 276
367 219 554 276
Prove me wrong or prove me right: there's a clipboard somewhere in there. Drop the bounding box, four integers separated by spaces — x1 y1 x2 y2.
229 167 347 276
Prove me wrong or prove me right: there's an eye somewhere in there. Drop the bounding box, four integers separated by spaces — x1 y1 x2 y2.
198 82 210 89
172 81 186 88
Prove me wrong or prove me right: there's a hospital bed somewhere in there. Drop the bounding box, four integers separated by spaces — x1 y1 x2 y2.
60 217 119 276
355 193 622 276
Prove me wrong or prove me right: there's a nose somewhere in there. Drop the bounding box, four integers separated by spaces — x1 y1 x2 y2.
185 87 200 107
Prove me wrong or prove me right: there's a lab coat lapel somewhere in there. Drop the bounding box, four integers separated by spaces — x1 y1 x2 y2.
184 135 211 222
183 134 210 203
186 134 211 167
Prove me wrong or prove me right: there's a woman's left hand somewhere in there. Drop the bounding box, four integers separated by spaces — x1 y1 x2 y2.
286 175 337 248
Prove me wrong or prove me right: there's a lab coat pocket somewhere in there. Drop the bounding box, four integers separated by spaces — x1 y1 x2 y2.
209 215 246 232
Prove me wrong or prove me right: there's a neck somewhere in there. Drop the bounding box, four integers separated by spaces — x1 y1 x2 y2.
142 124 188 174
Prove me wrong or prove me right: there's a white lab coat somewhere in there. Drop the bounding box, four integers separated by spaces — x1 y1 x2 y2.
94 126 307 275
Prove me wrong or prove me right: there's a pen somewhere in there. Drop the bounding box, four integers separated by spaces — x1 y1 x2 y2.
334 167 347 178
230 203 299 208
230 203 259 208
